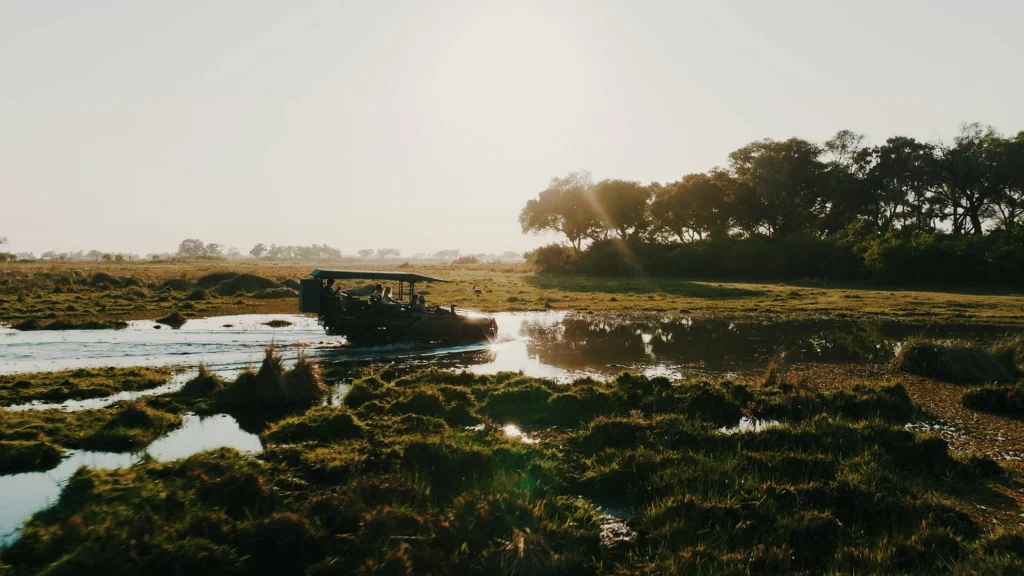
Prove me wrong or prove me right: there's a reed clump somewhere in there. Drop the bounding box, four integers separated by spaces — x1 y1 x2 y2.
894 340 1020 384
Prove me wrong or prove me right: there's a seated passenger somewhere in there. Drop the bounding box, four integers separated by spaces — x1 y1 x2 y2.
382 286 396 304
370 283 383 303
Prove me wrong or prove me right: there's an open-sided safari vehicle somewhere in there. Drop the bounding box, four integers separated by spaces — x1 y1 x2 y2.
299 269 497 345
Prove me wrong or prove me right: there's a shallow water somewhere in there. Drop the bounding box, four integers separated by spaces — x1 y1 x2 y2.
0 412 260 544
3 312 1018 381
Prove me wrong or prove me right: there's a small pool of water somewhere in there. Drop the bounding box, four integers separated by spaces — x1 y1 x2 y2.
0 412 261 544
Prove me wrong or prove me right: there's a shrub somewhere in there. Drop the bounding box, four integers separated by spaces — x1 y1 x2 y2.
525 244 576 273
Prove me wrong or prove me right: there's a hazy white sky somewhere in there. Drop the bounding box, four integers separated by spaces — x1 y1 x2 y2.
2 0 1022 256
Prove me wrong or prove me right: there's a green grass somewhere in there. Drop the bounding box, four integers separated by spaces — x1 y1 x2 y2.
0 367 173 406
0 400 182 474
962 384 1024 415
6 260 1024 326
3 369 1020 574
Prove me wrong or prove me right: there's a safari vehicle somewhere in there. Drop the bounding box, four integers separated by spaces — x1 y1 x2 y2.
299 269 498 345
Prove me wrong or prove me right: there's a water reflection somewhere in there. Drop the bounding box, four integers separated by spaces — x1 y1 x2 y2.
1 311 1020 385
0 412 261 543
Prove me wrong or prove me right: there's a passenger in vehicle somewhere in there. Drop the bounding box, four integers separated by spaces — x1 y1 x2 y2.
382 286 396 304
370 284 383 303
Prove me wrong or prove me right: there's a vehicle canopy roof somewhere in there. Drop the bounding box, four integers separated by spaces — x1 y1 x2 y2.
310 269 450 283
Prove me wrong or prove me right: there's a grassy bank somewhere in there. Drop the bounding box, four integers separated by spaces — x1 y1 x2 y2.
0 367 173 407
4 261 1024 326
2 369 1021 574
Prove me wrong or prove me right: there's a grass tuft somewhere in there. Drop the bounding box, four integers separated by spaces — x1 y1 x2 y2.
216 347 327 407
894 340 1020 383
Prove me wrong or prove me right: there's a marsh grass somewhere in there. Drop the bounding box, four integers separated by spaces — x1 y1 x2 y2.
212 274 280 296
155 310 188 328
183 288 211 301
215 347 327 408
0 439 62 475
0 399 182 474
962 384 1024 415
0 366 172 406
895 340 1021 384
7 261 1024 328
3 368 1020 573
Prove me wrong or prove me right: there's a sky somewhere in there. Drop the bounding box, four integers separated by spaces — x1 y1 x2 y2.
2 0 1023 257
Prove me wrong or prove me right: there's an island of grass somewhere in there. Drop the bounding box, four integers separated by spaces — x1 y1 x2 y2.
0 400 182 474
2 367 1022 574
0 367 174 407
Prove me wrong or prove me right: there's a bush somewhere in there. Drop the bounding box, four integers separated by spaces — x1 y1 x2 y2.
525 244 576 273
529 229 1024 285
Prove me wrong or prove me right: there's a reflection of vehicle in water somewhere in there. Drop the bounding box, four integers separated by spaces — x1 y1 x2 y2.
299 269 497 345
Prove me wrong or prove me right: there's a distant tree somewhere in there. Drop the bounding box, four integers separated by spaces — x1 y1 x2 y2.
376 248 401 259
101 253 113 261
0 237 6 246
177 239 207 258
205 243 223 257
519 170 600 252
114 253 125 262
249 243 267 259
433 249 461 260
590 179 652 241
86 250 103 262
227 247 241 258
358 249 374 259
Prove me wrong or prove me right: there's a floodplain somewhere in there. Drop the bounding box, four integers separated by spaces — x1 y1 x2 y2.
2 262 1024 573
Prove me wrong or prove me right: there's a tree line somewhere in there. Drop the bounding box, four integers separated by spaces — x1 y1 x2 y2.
521 123 1024 284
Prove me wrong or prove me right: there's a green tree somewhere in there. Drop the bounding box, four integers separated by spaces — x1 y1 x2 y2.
519 170 600 252
859 137 937 231
992 131 1024 231
930 123 1004 235
651 171 732 241
205 243 223 257
727 138 830 237
249 243 267 259
590 179 652 241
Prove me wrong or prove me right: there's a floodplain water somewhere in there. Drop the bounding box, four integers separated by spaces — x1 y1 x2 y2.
1 311 1020 544
0 412 260 543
